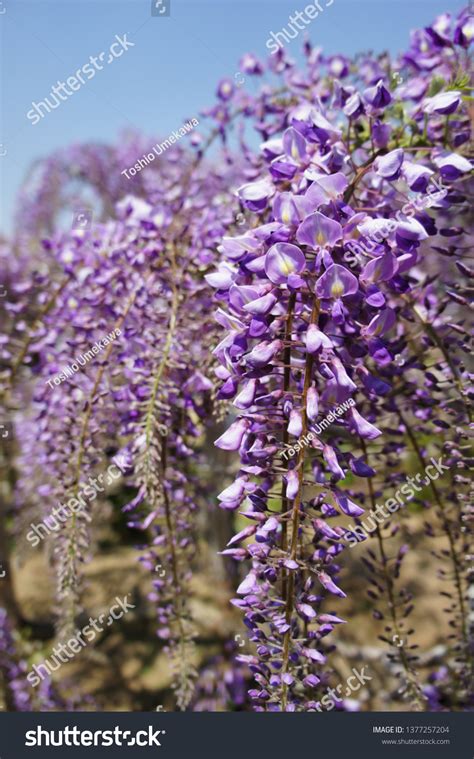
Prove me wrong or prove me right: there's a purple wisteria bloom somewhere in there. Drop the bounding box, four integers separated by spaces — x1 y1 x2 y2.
265 243 306 284
296 212 343 250
375 149 404 180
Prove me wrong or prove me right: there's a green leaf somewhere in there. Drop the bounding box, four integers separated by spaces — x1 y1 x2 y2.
427 76 446 97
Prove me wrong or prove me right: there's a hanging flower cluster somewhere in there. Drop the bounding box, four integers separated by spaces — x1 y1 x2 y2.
208 6 472 710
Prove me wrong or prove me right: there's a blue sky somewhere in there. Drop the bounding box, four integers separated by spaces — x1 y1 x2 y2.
0 0 465 234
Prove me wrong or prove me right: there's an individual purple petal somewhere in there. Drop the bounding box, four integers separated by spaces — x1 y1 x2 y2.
313 518 340 539
318 614 346 625
217 78 234 101
318 571 347 598
454 12 474 47
256 516 280 543
219 234 261 261
323 445 345 479
302 174 349 212
350 456 376 477
265 243 306 284
215 418 248 450
306 387 319 421
270 155 298 181
205 263 236 289
364 79 392 108
217 477 246 502
228 524 257 546
366 288 386 307
283 127 308 161
261 136 284 159
329 55 349 77
296 212 343 249
234 378 258 409
358 216 396 241
288 409 303 437
331 358 357 392
396 218 429 242
375 149 404 180
344 92 365 118
335 492 365 517
348 408 382 439
363 307 396 337
360 251 399 284
286 470 299 500
316 264 359 299
237 178 275 212
423 90 461 115
243 292 278 315
297 603 317 620
305 324 334 353
287 273 305 290
246 339 283 367
303 647 327 663
433 152 472 181
237 571 260 595
402 161 434 192
273 193 301 226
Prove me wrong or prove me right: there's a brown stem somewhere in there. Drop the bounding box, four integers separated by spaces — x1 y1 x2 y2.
360 438 425 710
280 298 320 711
